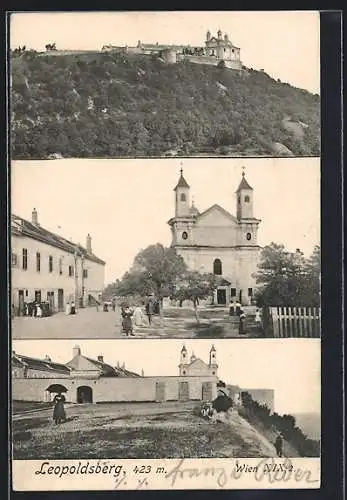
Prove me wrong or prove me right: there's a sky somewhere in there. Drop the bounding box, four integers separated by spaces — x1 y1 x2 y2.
9 11 320 93
12 338 321 415
11 158 321 284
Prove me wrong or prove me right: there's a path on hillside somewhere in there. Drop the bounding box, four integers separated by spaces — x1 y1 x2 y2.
218 410 278 458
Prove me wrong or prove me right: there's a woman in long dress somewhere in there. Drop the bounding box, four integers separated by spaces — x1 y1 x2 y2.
122 306 134 336
53 393 66 425
133 304 145 328
36 303 42 318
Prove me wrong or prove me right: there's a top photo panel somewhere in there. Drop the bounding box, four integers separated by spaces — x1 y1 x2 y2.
10 11 320 159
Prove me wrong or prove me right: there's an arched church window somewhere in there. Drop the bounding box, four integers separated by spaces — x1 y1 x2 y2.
180 193 186 202
213 258 222 275
244 195 250 203
182 231 188 240
183 370 186 375
238 196 241 203
246 233 252 241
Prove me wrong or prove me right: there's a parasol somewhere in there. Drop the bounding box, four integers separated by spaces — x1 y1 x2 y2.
46 384 68 393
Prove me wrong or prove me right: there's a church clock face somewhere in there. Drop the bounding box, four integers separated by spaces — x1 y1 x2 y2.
182 231 188 240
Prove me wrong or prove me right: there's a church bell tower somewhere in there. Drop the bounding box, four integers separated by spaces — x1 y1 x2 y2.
174 168 190 217
179 344 189 375
209 345 218 376
235 169 261 246
236 170 254 220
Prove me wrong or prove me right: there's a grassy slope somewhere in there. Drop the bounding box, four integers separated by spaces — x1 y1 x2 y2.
13 402 285 459
11 52 320 158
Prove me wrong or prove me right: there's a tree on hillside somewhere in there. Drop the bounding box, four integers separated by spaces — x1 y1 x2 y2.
173 271 217 323
254 243 320 306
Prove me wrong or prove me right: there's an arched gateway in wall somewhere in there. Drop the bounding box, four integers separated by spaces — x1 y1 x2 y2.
77 385 93 403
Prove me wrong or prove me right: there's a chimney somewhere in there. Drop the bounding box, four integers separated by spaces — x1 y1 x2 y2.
86 233 92 253
73 345 81 358
97 355 104 363
44 355 51 362
122 362 125 370
116 360 120 368
32 208 39 225
141 369 144 377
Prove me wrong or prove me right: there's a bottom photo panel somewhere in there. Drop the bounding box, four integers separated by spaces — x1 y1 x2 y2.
12 339 321 490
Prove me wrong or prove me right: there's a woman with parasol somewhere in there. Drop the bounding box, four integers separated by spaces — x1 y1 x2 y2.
51 386 67 424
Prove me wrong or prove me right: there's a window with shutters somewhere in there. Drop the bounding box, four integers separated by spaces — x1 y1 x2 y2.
36 252 41 272
22 249 28 270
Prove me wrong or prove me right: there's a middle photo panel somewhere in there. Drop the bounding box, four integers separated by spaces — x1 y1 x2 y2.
11 157 320 340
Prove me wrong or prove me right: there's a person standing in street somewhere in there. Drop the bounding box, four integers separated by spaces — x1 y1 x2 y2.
70 301 76 315
229 300 235 316
133 303 146 328
145 298 154 325
122 306 134 336
255 308 262 328
239 310 246 335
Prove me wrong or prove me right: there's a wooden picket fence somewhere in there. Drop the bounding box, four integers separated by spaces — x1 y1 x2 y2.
262 306 321 338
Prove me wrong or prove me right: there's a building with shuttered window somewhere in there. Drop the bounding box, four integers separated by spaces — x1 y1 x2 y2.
11 209 105 315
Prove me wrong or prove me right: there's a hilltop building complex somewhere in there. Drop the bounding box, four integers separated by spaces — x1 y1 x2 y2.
102 30 243 70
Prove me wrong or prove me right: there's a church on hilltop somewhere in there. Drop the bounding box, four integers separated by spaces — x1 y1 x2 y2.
168 169 261 306
102 30 243 70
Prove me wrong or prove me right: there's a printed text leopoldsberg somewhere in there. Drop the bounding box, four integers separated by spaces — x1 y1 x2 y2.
35 460 123 478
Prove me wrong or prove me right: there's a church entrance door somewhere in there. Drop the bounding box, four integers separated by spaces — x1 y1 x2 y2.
217 289 226 305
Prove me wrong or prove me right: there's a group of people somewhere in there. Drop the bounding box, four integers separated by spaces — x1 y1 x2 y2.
120 298 157 336
23 301 51 318
229 301 262 335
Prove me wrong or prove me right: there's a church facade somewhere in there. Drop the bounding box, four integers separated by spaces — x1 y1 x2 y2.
168 170 261 305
